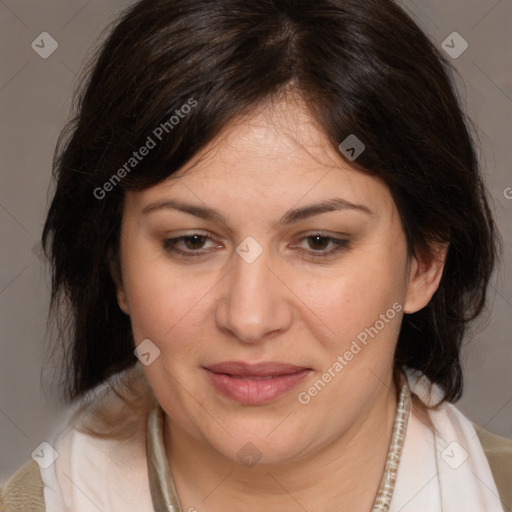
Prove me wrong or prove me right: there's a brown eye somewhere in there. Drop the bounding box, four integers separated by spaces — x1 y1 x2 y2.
163 233 220 258
182 235 208 250
306 235 331 251
292 233 350 259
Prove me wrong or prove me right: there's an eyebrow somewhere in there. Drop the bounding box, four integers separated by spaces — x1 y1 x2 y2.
279 198 373 224
141 198 373 225
142 200 226 223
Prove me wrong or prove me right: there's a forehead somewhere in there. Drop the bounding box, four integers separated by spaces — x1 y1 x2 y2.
125 98 396 219
178 97 342 180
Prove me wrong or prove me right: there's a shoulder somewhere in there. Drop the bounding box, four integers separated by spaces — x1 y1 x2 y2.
0 460 45 512
473 423 512 512
0 367 153 512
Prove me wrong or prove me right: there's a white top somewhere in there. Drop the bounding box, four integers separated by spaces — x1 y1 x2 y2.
39 365 505 512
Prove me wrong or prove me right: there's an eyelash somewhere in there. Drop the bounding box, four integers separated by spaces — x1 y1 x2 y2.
294 234 350 258
162 233 218 258
162 233 350 259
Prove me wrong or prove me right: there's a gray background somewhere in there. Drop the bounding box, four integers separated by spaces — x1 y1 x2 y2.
1 0 511 487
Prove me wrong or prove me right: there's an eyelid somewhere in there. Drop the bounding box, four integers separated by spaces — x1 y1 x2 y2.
289 230 350 245
162 231 351 260
289 232 351 255
162 232 223 256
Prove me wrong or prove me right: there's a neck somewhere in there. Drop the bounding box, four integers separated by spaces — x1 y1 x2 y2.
164 373 399 512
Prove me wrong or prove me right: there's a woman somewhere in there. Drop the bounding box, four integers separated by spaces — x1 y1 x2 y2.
1 0 511 510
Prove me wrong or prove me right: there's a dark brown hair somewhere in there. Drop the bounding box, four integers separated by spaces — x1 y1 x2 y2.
42 0 499 405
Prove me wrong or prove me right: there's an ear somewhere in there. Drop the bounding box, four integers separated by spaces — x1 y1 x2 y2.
107 247 130 315
403 242 448 314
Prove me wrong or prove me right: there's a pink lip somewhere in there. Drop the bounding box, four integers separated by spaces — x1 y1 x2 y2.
203 361 312 405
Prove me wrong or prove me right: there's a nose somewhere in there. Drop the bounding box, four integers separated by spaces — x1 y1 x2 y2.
215 247 293 344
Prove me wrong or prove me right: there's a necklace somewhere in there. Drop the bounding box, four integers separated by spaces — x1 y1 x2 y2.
371 369 411 511
147 369 411 512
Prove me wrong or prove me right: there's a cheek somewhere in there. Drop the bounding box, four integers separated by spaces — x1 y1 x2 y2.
121 246 211 347
123 258 212 426
297 248 407 353
292 254 406 423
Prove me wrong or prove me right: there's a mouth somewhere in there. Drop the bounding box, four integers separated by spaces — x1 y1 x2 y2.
203 361 312 405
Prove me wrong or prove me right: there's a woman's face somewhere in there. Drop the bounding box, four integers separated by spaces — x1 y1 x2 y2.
117 98 434 465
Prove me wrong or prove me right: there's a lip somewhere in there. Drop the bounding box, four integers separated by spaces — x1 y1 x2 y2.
203 361 312 405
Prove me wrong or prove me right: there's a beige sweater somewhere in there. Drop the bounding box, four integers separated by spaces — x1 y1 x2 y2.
1 424 511 512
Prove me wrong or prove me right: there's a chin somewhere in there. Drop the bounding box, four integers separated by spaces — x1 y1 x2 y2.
206 425 308 467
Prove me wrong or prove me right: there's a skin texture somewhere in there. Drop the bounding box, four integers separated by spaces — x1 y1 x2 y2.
115 97 446 511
